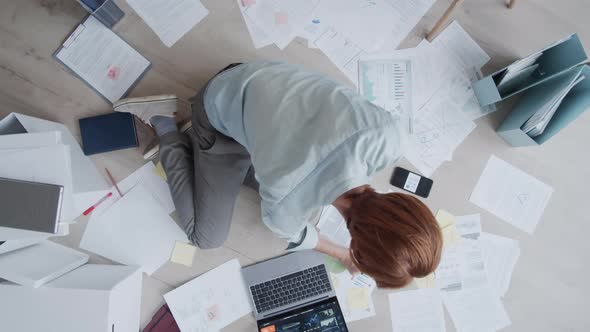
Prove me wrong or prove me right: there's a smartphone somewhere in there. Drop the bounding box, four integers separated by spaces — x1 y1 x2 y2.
390 167 433 198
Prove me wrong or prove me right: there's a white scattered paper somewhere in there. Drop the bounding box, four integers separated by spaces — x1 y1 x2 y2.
80 184 186 274
314 28 364 85
430 21 490 72
0 113 109 193
236 0 273 49
405 88 476 176
0 131 61 150
127 0 209 47
435 246 462 293
480 232 520 297
312 0 401 52
379 0 436 52
317 205 350 247
244 0 319 50
470 156 554 234
55 16 150 103
0 240 88 288
165 259 252 332
443 287 511 332
388 288 446 332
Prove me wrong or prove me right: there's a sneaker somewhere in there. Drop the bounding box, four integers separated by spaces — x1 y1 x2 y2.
113 95 182 126
142 121 193 160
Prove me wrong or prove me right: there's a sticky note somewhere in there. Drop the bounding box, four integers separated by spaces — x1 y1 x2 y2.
330 273 341 289
241 0 256 6
347 287 370 311
436 210 455 229
436 210 462 248
275 11 288 25
170 241 196 267
414 273 436 288
153 161 167 181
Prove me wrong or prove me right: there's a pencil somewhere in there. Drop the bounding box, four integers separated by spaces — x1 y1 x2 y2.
105 168 123 197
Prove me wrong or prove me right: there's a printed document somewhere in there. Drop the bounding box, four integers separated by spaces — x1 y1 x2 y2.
314 28 364 85
126 0 209 47
55 16 150 103
164 259 252 332
317 205 351 247
359 53 413 132
380 0 436 52
388 288 446 332
236 0 273 49
470 156 554 234
480 232 520 297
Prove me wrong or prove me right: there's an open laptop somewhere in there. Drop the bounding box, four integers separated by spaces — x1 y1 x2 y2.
242 250 348 332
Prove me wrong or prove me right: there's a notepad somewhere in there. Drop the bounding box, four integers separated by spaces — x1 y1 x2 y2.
170 241 196 267
79 112 138 155
54 16 151 103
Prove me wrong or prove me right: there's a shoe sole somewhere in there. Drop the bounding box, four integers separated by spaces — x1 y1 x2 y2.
113 94 178 109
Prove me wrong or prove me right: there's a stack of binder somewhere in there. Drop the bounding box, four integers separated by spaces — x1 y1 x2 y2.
473 34 590 147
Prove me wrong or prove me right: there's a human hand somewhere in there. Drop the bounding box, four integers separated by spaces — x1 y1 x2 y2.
335 247 360 275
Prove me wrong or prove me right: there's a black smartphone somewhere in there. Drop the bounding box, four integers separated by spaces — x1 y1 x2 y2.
390 167 433 198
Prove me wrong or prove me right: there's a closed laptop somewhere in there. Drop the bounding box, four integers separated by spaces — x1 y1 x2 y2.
0 177 63 233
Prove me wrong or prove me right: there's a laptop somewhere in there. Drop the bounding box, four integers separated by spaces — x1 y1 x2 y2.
0 177 63 233
242 250 349 332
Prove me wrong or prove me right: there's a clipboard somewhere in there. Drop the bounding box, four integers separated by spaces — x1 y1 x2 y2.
53 15 151 105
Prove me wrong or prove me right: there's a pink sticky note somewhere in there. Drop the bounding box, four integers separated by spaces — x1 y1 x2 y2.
242 0 256 7
107 66 120 80
275 11 288 25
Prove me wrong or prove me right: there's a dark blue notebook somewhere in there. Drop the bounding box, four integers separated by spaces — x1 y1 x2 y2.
79 112 138 155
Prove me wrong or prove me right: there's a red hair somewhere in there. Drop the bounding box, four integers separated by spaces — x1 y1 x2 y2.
347 190 442 288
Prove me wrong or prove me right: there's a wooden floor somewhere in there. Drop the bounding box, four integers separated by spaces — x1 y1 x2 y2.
1 0 589 331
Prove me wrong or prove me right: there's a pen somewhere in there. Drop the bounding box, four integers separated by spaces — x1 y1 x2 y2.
105 168 124 197
82 192 113 216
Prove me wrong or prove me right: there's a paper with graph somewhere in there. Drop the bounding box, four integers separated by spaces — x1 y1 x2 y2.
164 259 252 332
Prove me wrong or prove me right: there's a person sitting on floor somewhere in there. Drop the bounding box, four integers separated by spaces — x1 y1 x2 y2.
114 61 442 288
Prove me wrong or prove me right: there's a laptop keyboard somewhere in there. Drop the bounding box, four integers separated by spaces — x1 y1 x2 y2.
250 264 331 313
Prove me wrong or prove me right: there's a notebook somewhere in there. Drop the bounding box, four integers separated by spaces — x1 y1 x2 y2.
79 112 138 155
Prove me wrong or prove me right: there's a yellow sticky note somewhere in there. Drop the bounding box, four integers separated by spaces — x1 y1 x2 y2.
436 210 455 229
414 273 436 288
170 241 196 267
153 161 168 181
436 210 462 248
347 287 370 311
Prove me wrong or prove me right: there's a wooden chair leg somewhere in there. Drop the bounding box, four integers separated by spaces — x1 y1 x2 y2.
426 0 464 42
506 0 516 9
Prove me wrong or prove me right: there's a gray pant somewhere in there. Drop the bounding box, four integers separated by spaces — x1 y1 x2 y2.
159 87 257 249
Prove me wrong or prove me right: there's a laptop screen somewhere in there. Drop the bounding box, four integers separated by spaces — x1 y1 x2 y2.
257 297 348 332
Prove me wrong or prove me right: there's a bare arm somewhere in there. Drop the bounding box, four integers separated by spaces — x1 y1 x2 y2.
315 235 360 274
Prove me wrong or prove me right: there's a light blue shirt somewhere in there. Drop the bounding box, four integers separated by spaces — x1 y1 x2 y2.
203 61 405 250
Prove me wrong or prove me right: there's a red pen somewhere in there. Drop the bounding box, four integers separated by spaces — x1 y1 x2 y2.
83 192 113 216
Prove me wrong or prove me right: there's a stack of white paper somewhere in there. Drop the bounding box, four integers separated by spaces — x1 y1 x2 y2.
317 205 378 322
0 131 83 245
0 240 88 288
164 259 252 331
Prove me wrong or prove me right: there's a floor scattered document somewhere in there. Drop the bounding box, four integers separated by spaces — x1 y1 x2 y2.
54 16 151 103
388 288 446 332
164 259 252 332
127 0 209 47
80 184 186 274
470 155 554 234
